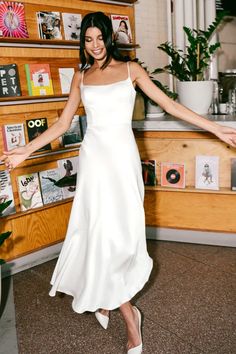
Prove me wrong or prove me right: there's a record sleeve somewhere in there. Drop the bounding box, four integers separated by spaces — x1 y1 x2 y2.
0 1 29 38
161 162 185 188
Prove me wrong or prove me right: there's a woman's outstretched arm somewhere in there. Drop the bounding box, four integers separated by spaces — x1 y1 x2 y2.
0 71 82 170
130 61 236 147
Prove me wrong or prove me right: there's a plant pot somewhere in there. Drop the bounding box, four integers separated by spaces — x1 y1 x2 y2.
177 80 213 115
132 92 145 120
146 100 165 120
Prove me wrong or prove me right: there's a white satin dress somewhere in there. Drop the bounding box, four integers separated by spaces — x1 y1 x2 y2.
49 62 153 313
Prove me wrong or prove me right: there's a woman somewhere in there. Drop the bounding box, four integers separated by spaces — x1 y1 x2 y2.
114 19 132 44
1 12 236 354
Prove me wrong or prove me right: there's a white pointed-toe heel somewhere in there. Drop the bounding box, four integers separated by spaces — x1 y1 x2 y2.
127 306 143 354
95 310 109 329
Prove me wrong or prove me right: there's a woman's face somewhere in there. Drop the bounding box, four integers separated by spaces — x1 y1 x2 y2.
84 27 107 61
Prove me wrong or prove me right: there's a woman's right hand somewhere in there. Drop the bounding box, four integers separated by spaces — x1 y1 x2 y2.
0 146 31 171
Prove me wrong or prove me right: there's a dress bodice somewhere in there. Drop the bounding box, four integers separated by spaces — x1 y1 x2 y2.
80 64 136 128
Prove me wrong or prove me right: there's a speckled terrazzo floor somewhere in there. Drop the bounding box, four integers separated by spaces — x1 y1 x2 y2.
11 240 236 353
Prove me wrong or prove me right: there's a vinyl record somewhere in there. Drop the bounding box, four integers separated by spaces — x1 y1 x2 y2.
166 169 180 184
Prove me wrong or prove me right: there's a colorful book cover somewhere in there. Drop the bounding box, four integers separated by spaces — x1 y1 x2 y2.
231 158 236 191
111 14 132 44
59 67 75 94
195 155 219 190
0 169 16 216
79 115 87 139
2 122 26 151
36 11 62 40
26 117 51 152
161 162 185 189
17 172 43 211
141 160 156 186
25 63 54 96
57 156 79 199
39 168 64 205
0 1 29 38
62 12 82 40
0 63 21 97
60 115 82 147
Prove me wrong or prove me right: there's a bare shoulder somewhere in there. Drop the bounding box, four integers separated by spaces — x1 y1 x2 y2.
129 61 148 82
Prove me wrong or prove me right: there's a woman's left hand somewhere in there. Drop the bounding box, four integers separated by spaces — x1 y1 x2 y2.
214 126 236 148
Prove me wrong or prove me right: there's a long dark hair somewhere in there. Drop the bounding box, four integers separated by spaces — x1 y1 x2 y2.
79 12 128 71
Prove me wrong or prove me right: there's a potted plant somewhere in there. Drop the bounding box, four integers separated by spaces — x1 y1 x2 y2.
152 12 226 114
0 200 12 304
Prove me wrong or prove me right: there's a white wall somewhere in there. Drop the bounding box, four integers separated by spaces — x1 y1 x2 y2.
134 0 169 84
218 17 236 72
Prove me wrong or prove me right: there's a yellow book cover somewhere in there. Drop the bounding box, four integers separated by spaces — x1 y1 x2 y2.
25 63 54 96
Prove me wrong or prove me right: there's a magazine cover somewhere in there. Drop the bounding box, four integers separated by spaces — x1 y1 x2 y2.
0 169 16 216
26 117 51 152
195 155 219 190
0 1 29 38
2 122 26 151
161 162 185 189
39 168 64 205
231 158 236 191
0 63 21 97
79 115 87 139
57 156 79 199
61 12 82 40
37 11 62 40
17 172 43 211
25 63 54 96
110 14 132 44
59 67 75 94
141 160 156 186
61 115 82 147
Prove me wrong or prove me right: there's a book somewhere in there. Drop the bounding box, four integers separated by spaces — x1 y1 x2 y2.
0 63 21 97
161 162 185 188
57 156 79 199
61 12 82 41
2 122 26 151
17 172 43 211
26 117 51 152
231 158 236 191
25 63 54 96
36 11 62 40
0 169 16 216
79 115 87 139
60 115 82 147
0 1 29 38
39 168 64 205
141 159 156 186
59 67 75 94
110 14 132 44
195 155 219 190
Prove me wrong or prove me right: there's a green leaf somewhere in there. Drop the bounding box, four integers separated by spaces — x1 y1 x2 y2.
0 231 12 247
0 200 12 216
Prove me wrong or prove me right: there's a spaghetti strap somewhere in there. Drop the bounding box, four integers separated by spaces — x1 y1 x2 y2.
127 61 131 78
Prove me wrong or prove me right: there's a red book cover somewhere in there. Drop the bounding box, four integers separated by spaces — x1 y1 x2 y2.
0 1 29 38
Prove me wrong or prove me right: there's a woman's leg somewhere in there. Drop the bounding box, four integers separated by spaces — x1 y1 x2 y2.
119 301 141 350
98 309 109 316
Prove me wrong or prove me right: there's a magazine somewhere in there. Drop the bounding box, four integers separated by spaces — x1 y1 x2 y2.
59 67 75 94
26 117 51 152
37 11 62 40
25 63 54 96
2 122 26 151
0 169 16 216
60 115 82 147
141 160 156 186
161 162 185 189
17 172 43 211
195 155 219 190
231 158 236 191
61 12 82 40
110 14 132 44
39 168 64 205
0 1 29 38
57 156 79 199
0 63 21 97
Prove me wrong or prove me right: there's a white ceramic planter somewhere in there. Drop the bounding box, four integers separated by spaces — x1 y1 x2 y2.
177 80 213 115
146 100 165 120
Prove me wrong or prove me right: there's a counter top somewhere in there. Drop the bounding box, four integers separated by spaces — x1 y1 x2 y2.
132 114 236 131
